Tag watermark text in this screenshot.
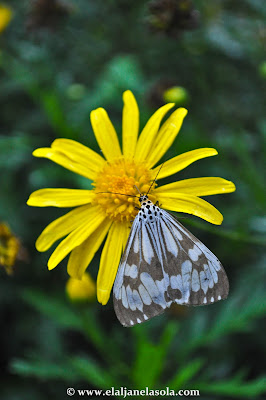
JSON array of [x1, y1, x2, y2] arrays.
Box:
[[66, 387, 200, 397]]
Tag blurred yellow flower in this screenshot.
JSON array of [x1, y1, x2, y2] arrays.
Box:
[[66, 272, 96, 302], [27, 90, 235, 305], [0, 4, 12, 33], [163, 86, 189, 105], [0, 222, 20, 274]]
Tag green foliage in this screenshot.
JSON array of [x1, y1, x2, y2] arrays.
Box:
[[132, 322, 178, 387], [0, 0, 265, 398], [196, 373, 266, 398], [9, 268, 266, 398]]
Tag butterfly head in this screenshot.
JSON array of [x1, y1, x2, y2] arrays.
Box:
[[138, 194, 149, 204]]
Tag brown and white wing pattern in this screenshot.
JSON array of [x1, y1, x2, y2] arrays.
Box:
[[113, 199, 229, 327], [113, 218, 169, 327], [160, 210, 229, 306]]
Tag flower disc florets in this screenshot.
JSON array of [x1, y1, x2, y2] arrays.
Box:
[[93, 159, 156, 222]]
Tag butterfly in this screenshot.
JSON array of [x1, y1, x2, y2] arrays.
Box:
[[113, 194, 229, 327]]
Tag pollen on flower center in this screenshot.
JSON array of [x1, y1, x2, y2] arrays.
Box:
[[93, 159, 156, 222]]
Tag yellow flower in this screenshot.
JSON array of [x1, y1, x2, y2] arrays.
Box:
[[0, 4, 12, 33], [0, 222, 20, 274], [66, 272, 96, 302], [163, 86, 189, 105], [27, 90, 235, 305]]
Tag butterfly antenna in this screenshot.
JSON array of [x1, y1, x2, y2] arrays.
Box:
[[134, 185, 141, 195], [147, 162, 165, 195]]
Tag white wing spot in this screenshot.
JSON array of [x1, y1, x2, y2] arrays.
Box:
[[203, 297, 207, 304], [200, 271, 209, 294], [121, 286, 129, 309], [191, 269, 200, 292], [126, 285, 136, 311], [204, 264, 214, 289], [129, 264, 138, 279], [182, 260, 192, 274], [208, 261, 218, 284], [130, 320, 134, 325], [172, 226, 183, 241], [140, 272, 166, 307], [156, 278, 167, 294], [181, 260, 192, 290], [142, 225, 154, 263], [144, 314, 148, 320], [161, 220, 178, 257], [188, 245, 202, 262], [137, 318, 141, 323], [132, 289, 143, 312], [133, 235, 139, 253], [170, 274, 182, 290], [211, 296, 214, 302], [218, 295, 221, 300], [125, 263, 131, 276], [138, 284, 152, 305]]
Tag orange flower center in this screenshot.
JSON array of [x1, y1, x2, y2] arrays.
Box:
[[93, 159, 156, 222]]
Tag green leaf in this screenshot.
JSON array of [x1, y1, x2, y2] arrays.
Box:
[[166, 358, 204, 390], [10, 358, 79, 381], [22, 289, 83, 330], [79, 308, 119, 363], [38, 90, 76, 138], [22, 290, 117, 365], [132, 322, 178, 388], [205, 287, 266, 342], [196, 374, 266, 397], [71, 356, 115, 388]]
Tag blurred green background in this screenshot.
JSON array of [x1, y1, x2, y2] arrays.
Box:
[[0, 1, 265, 399]]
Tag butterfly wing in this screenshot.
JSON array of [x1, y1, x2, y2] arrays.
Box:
[[159, 210, 229, 306], [113, 208, 229, 327], [113, 218, 169, 327]]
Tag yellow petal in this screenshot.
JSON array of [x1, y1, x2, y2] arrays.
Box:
[[33, 147, 98, 180], [134, 103, 175, 161], [48, 207, 106, 270], [156, 177, 236, 197], [67, 218, 112, 279], [158, 194, 223, 225], [147, 108, 188, 168], [123, 225, 131, 250], [97, 222, 128, 305], [27, 189, 94, 207], [36, 204, 93, 252], [152, 148, 218, 180], [52, 138, 105, 173], [122, 90, 139, 158], [90, 108, 122, 161]]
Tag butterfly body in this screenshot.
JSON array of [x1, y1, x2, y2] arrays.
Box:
[[113, 194, 229, 327], [136, 195, 163, 224]]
